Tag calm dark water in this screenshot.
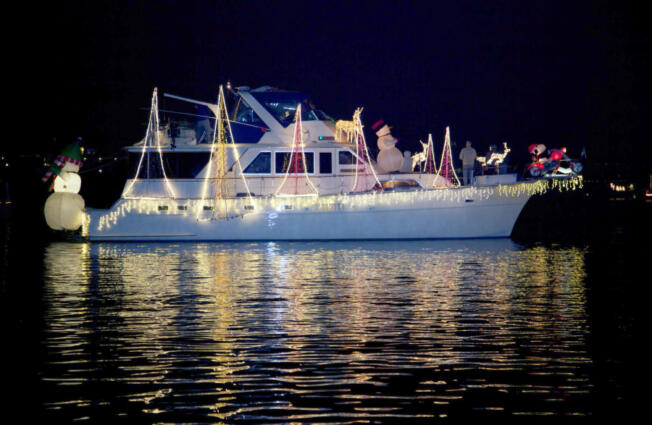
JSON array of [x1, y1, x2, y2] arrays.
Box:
[[2, 201, 648, 422]]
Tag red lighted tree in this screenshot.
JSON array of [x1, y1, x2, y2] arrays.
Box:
[[424, 133, 437, 174], [275, 104, 319, 196], [434, 126, 460, 187]]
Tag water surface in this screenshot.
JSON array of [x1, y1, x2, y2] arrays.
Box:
[[31, 239, 605, 421]]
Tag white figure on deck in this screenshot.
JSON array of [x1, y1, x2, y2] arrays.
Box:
[[43, 140, 86, 231], [373, 120, 403, 173]]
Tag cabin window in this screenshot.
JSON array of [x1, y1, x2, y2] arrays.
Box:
[[129, 152, 210, 179], [275, 152, 314, 174], [338, 150, 355, 165], [163, 152, 211, 178], [244, 152, 271, 174], [319, 152, 332, 174]]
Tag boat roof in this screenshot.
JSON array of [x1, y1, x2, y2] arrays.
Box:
[[146, 85, 338, 148]]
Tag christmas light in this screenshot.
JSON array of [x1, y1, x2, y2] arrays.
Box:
[[335, 119, 356, 144], [197, 85, 232, 220], [477, 142, 511, 166], [194, 86, 254, 220], [424, 133, 437, 173], [350, 108, 381, 192], [274, 104, 320, 196], [434, 126, 460, 187], [124, 88, 177, 199], [96, 176, 583, 232]]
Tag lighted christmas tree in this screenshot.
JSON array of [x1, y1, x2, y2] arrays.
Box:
[[275, 104, 319, 196], [209, 85, 231, 217], [124, 87, 176, 199], [351, 108, 381, 192], [197, 85, 253, 220], [424, 133, 437, 174], [434, 126, 460, 187]]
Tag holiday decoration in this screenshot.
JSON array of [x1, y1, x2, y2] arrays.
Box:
[[476, 142, 511, 168], [351, 108, 381, 192], [53, 171, 82, 193], [44, 192, 85, 230], [373, 120, 403, 173], [43, 140, 86, 231], [412, 134, 438, 173], [527, 144, 582, 177], [423, 133, 437, 174], [196, 85, 253, 219], [96, 176, 583, 232], [42, 139, 84, 191], [123, 88, 176, 199], [275, 104, 319, 196], [433, 126, 460, 187]]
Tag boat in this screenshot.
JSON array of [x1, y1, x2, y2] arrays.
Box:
[[45, 84, 583, 241]]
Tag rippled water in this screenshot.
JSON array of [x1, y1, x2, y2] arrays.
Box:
[[27, 239, 605, 421]]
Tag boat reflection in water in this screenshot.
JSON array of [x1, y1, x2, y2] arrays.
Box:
[[42, 240, 590, 420]]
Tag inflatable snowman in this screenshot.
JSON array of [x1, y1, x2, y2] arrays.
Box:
[[372, 120, 403, 173], [43, 140, 86, 231]]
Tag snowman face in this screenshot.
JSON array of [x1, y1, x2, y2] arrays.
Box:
[[62, 162, 80, 173], [377, 135, 397, 150], [375, 124, 392, 138]]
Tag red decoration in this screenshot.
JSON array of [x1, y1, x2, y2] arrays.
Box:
[[435, 127, 460, 186], [424, 137, 437, 174], [351, 131, 372, 192], [275, 104, 318, 196]]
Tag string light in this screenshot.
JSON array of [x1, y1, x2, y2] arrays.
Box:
[[274, 104, 320, 196], [477, 142, 511, 167], [424, 133, 437, 173], [225, 86, 254, 201], [195, 85, 254, 220], [197, 86, 227, 219], [335, 119, 356, 144], [153, 89, 176, 199], [434, 126, 460, 187], [351, 108, 382, 192], [96, 176, 583, 232], [123, 88, 176, 199]]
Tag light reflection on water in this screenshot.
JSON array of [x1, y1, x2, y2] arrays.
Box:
[[41, 240, 591, 421]]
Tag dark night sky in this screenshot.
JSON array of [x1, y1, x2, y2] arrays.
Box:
[[13, 0, 652, 176]]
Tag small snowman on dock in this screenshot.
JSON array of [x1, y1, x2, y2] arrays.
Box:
[[43, 139, 86, 231]]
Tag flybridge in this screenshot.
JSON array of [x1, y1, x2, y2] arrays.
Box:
[[158, 86, 337, 146]]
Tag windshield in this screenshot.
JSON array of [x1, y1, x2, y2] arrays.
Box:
[[251, 91, 331, 127]]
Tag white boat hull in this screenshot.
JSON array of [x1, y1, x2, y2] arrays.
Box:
[[86, 186, 532, 241]]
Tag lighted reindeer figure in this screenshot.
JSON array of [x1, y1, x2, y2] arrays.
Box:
[[477, 142, 511, 169], [411, 140, 428, 171]]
